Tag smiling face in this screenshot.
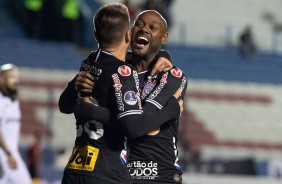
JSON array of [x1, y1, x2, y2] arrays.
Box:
[[131, 10, 168, 59]]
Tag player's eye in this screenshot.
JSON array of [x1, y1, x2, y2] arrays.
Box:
[[134, 21, 144, 28]]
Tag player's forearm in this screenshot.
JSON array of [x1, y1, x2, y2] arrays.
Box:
[[121, 96, 180, 139], [0, 133, 11, 156], [74, 102, 110, 124], [58, 77, 78, 114]]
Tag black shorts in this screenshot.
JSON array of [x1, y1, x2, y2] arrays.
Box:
[[61, 173, 113, 184]]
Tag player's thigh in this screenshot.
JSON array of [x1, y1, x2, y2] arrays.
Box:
[[61, 173, 113, 184]]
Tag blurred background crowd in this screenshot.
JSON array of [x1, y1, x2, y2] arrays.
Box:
[[0, 0, 282, 183]]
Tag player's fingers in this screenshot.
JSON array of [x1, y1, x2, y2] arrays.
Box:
[[178, 99, 183, 113], [8, 157, 17, 169], [157, 63, 166, 73], [173, 88, 182, 99], [79, 88, 92, 93], [78, 71, 94, 81], [151, 57, 173, 75], [77, 82, 93, 92], [80, 97, 93, 103], [161, 58, 173, 71], [77, 73, 94, 86], [163, 66, 171, 72], [81, 77, 94, 87], [151, 60, 163, 76], [75, 76, 94, 92]]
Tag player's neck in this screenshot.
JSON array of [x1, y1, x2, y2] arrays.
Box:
[[132, 54, 156, 72], [102, 45, 128, 62], [0, 87, 18, 101]]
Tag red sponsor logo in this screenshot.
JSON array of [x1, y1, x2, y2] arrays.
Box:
[[171, 68, 182, 78], [118, 65, 131, 76]]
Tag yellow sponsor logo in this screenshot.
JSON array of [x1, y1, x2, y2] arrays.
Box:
[[66, 145, 99, 171]]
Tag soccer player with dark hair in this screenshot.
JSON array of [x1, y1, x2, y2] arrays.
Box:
[[126, 10, 187, 184]]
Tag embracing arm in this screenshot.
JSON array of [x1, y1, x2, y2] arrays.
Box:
[[58, 71, 95, 114], [151, 50, 173, 75], [120, 91, 181, 139], [121, 97, 180, 139], [58, 76, 78, 114], [74, 100, 110, 124]]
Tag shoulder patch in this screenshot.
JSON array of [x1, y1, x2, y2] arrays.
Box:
[[118, 65, 131, 76], [124, 91, 137, 105], [170, 68, 182, 78]]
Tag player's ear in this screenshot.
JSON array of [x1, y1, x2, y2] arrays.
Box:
[[125, 29, 131, 44], [93, 28, 98, 41], [161, 32, 168, 44]]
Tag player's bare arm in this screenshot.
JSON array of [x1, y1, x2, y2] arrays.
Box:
[[0, 132, 17, 169]]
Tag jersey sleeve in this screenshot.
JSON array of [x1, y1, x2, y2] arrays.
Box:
[[74, 102, 110, 124], [157, 49, 172, 64], [58, 76, 78, 114], [111, 65, 181, 139], [58, 52, 94, 114], [111, 65, 143, 118], [144, 67, 188, 111]]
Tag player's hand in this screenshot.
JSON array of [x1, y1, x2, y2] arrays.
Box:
[[173, 88, 182, 100], [151, 57, 173, 76], [7, 155, 17, 169], [75, 71, 94, 93], [173, 88, 184, 116], [178, 99, 183, 116], [77, 97, 99, 106]]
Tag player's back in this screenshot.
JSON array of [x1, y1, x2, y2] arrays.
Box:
[[64, 49, 137, 184]]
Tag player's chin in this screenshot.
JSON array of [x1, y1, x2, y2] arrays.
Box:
[[132, 45, 150, 56]]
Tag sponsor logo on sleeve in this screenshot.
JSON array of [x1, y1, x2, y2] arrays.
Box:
[[178, 76, 187, 95], [112, 73, 124, 111], [124, 91, 137, 105], [171, 68, 182, 78], [127, 161, 159, 180], [66, 145, 99, 171], [118, 65, 131, 76], [133, 71, 142, 109], [149, 72, 168, 100]]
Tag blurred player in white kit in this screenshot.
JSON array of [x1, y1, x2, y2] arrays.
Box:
[[0, 63, 32, 184]]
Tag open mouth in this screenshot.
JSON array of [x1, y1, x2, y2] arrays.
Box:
[[136, 36, 149, 46]]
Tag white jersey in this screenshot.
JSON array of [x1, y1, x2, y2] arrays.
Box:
[[0, 92, 21, 152], [0, 92, 31, 184]]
